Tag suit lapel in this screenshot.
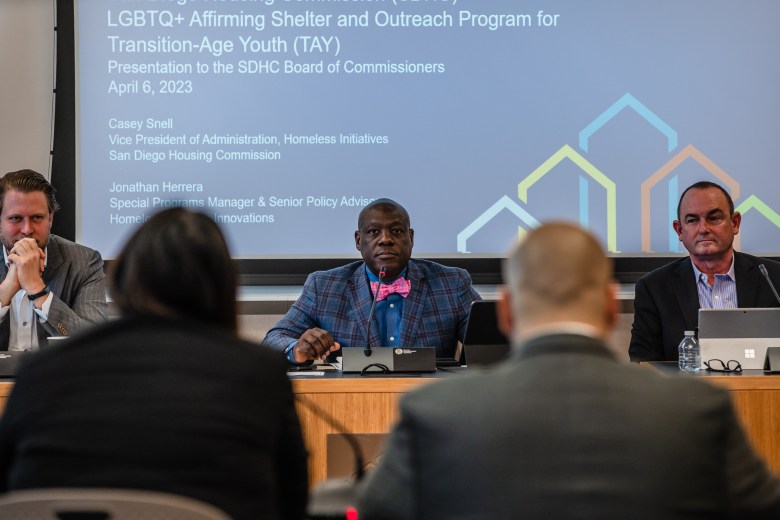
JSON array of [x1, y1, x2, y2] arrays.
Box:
[[37, 237, 66, 340], [42, 236, 65, 295], [400, 260, 424, 347], [674, 258, 700, 332], [0, 257, 7, 349], [734, 252, 761, 307]]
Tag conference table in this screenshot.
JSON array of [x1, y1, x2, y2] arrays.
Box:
[[291, 363, 780, 487], [643, 362, 780, 475], [1, 363, 779, 488], [290, 369, 450, 486], [0, 370, 447, 487], [0, 381, 10, 414]]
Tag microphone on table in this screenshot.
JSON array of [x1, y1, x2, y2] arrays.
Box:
[[364, 266, 386, 357], [342, 266, 434, 374], [758, 264, 780, 373], [296, 395, 366, 520], [759, 264, 780, 305]]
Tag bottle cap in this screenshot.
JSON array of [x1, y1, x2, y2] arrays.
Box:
[[684, 330, 695, 336]]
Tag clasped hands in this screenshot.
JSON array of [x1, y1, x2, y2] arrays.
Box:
[[0, 238, 46, 307]]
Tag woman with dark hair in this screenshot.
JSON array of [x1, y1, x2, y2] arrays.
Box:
[[109, 206, 238, 330], [0, 208, 308, 520]]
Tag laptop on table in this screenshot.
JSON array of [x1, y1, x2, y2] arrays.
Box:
[[698, 308, 780, 370], [461, 301, 511, 367], [0, 351, 27, 377]]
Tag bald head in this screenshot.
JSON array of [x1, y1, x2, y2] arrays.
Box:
[[357, 198, 410, 229], [500, 222, 616, 341]]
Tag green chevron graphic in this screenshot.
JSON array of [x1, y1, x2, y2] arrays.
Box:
[[735, 195, 780, 228], [518, 144, 618, 252]]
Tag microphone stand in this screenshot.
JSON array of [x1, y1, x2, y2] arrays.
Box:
[[758, 264, 780, 372], [364, 266, 386, 357], [297, 395, 366, 520], [759, 264, 780, 305]]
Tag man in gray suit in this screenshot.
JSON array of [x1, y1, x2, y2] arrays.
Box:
[[0, 169, 106, 349], [358, 222, 780, 519]]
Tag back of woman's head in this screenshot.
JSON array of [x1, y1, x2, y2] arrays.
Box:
[[109, 208, 237, 332]]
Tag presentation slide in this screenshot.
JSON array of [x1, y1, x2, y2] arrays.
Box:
[[76, 0, 780, 258]]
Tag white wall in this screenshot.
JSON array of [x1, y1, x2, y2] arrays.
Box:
[[0, 0, 55, 177]]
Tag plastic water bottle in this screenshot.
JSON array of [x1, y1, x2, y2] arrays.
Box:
[[678, 330, 701, 371]]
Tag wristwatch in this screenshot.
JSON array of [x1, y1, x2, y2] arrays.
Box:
[[27, 285, 50, 301]]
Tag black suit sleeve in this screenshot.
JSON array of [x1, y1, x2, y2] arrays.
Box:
[[271, 360, 308, 520], [0, 411, 11, 492]]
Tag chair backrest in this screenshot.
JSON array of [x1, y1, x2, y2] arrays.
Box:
[[0, 488, 232, 520]]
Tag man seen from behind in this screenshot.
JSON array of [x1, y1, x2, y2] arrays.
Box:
[[358, 221, 780, 519]]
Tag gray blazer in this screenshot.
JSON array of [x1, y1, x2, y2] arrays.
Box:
[[0, 235, 107, 349], [358, 334, 780, 519]]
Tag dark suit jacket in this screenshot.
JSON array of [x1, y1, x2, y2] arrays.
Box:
[[357, 334, 780, 520], [629, 252, 780, 361], [0, 235, 107, 349], [0, 315, 308, 520], [263, 259, 481, 359]]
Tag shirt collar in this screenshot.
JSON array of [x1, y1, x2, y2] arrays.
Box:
[[518, 321, 603, 344], [691, 254, 735, 284], [365, 264, 408, 283]]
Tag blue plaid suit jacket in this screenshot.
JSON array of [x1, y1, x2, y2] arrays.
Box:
[[263, 259, 481, 359]]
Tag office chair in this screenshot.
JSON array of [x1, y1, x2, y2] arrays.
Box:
[[0, 488, 232, 520]]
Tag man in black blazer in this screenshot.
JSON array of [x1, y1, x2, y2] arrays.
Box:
[[357, 222, 780, 519], [629, 181, 780, 361]]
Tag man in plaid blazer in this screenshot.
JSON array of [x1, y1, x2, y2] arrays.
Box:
[[263, 199, 481, 363]]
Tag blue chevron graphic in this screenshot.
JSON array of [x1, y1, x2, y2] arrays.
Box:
[[456, 195, 540, 253], [579, 93, 678, 153]]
